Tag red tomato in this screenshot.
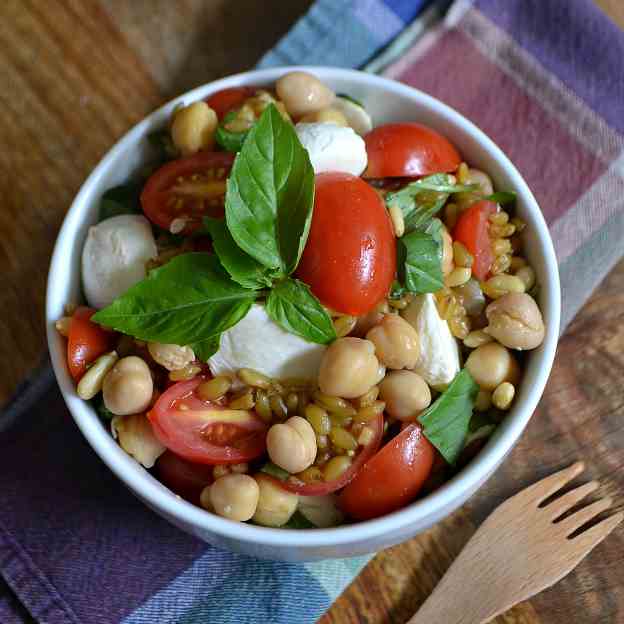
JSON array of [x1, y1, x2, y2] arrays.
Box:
[[338, 423, 435, 521], [205, 86, 257, 119], [67, 307, 113, 381], [148, 378, 268, 465], [140, 152, 235, 233], [296, 172, 396, 316], [264, 413, 384, 497], [452, 200, 497, 281], [363, 123, 461, 178], [156, 451, 214, 504]]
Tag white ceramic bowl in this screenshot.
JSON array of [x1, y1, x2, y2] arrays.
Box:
[[46, 67, 560, 561]]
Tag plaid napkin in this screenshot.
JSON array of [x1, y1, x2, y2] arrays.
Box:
[[2, 1, 623, 622]]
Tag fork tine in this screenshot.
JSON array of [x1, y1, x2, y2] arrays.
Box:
[[518, 461, 585, 505], [558, 498, 614, 536], [569, 512, 623, 554], [546, 481, 600, 521]]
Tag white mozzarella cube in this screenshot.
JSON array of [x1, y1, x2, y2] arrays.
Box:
[[82, 214, 157, 309], [402, 293, 461, 390], [209, 304, 326, 384], [295, 122, 367, 176]]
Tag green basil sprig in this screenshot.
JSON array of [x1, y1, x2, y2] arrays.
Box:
[[418, 369, 479, 465], [398, 218, 444, 294], [225, 104, 315, 276], [266, 279, 337, 345], [385, 173, 476, 234], [94, 105, 333, 356], [92, 253, 256, 360]]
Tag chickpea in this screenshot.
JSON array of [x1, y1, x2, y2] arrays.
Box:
[[300, 108, 348, 126], [252, 474, 298, 527], [171, 101, 218, 155], [441, 226, 454, 276], [266, 416, 317, 474], [379, 371, 431, 421], [353, 300, 389, 337], [275, 71, 335, 117], [209, 474, 259, 522], [147, 342, 195, 371], [465, 342, 520, 390], [318, 338, 382, 398], [366, 314, 420, 370], [103, 356, 153, 416], [485, 292, 545, 350], [111, 413, 165, 468]]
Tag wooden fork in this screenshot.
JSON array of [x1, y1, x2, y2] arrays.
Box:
[[408, 462, 622, 623]]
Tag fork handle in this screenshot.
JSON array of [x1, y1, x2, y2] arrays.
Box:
[[406, 569, 494, 624]]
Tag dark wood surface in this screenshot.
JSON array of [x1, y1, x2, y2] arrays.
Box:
[[1, 2, 622, 623]]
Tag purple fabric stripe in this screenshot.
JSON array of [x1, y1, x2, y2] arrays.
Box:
[[0, 389, 207, 624], [0, 526, 78, 624], [476, 0, 624, 135]]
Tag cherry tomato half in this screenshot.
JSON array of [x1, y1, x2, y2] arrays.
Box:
[[141, 152, 235, 233], [156, 451, 214, 504], [148, 378, 268, 465], [67, 307, 113, 381], [296, 172, 396, 316], [363, 123, 461, 178], [264, 413, 384, 497], [205, 86, 257, 119], [452, 200, 497, 281], [338, 423, 434, 521]]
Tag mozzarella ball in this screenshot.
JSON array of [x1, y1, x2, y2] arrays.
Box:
[[82, 215, 157, 309], [295, 123, 368, 176]]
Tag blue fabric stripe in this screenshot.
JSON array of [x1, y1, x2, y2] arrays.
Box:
[[258, 0, 431, 69], [123, 549, 330, 624]]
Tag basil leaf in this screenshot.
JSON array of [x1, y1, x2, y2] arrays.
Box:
[[92, 253, 256, 347], [203, 217, 272, 290], [265, 278, 336, 345], [418, 369, 479, 465], [225, 104, 315, 275], [215, 111, 251, 153], [386, 174, 478, 234], [400, 229, 444, 294], [389, 280, 406, 300], [483, 191, 517, 205], [260, 462, 290, 481], [192, 333, 222, 363], [99, 182, 142, 222]]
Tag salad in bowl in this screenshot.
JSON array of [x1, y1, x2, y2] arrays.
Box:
[[54, 70, 547, 532]]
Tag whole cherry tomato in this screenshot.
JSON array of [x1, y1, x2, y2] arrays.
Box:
[[296, 172, 396, 316], [338, 423, 435, 521], [363, 123, 461, 178]]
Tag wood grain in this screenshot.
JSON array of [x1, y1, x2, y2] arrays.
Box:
[[0, 0, 312, 408], [0, 2, 622, 623]]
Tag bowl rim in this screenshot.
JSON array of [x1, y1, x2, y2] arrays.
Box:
[[46, 66, 561, 549]]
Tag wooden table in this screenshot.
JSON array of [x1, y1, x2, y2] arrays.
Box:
[[1, 1, 622, 622]]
